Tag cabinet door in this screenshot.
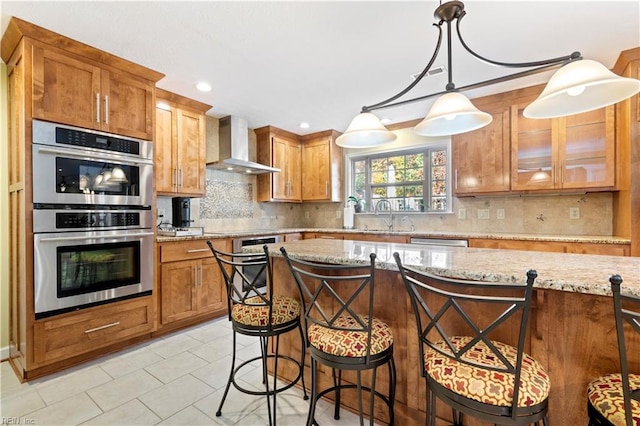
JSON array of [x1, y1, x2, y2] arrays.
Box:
[[511, 103, 558, 190], [155, 107, 176, 194], [559, 106, 615, 189], [287, 141, 302, 201], [32, 46, 101, 130], [197, 257, 226, 314], [453, 107, 510, 195], [161, 260, 198, 324], [176, 109, 205, 196], [272, 137, 289, 200], [102, 70, 155, 140], [302, 139, 331, 200]]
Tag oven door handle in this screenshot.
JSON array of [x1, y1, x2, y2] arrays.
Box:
[[39, 231, 154, 242], [36, 146, 153, 166]]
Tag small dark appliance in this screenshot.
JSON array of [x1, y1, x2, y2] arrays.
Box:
[[172, 197, 192, 228]]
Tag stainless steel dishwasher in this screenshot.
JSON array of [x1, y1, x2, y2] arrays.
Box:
[[410, 237, 468, 247]]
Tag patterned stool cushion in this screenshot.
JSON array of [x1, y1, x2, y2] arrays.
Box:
[[231, 295, 300, 327], [307, 315, 393, 358], [587, 373, 640, 426], [425, 336, 550, 408]]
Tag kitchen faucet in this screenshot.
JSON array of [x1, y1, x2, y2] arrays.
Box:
[[401, 215, 415, 232], [375, 199, 394, 231]]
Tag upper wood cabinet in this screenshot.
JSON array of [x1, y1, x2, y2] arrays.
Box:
[[256, 126, 302, 202], [301, 130, 343, 202], [31, 43, 157, 140], [453, 104, 510, 195], [155, 89, 211, 197], [511, 103, 615, 191]]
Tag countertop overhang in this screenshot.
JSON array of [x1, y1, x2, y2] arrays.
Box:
[[246, 238, 640, 298]]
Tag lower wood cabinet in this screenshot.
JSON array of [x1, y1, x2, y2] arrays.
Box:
[[469, 238, 630, 256], [158, 239, 229, 327], [33, 296, 154, 365]]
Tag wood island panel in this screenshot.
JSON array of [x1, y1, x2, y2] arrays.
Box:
[[262, 239, 640, 425]]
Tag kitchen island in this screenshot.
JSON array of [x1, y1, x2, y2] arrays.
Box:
[[250, 238, 640, 425]]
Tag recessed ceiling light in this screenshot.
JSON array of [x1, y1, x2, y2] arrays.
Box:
[[195, 82, 212, 92], [299, 122, 310, 129]]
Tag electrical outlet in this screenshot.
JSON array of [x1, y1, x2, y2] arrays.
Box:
[[157, 208, 165, 218], [304, 211, 310, 220], [477, 209, 490, 220], [496, 208, 505, 220], [336, 210, 342, 219], [458, 208, 466, 220], [570, 207, 580, 219]]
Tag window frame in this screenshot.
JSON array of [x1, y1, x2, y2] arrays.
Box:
[[345, 142, 452, 214]]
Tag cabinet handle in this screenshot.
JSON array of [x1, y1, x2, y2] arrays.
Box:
[[96, 93, 100, 123], [561, 160, 565, 184], [325, 181, 329, 197], [193, 265, 197, 288], [172, 168, 177, 189], [179, 169, 183, 188], [104, 95, 109, 124], [454, 169, 458, 190], [85, 321, 120, 334], [199, 265, 203, 288], [552, 161, 557, 185], [187, 248, 209, 253]]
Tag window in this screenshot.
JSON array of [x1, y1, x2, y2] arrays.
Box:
[[350, 144, 450, 213]]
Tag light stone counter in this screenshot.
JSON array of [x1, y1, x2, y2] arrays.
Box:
[[250, 238, 640, 297]]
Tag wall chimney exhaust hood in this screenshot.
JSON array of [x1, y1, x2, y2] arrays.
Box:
[[207, 116, 280, 174]]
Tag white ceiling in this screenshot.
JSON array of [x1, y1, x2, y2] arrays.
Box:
[[1, 1, 639, 135]]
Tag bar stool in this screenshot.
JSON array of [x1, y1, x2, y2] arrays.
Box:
[[587, 275, 640, 426], [207, 242, 307, 426], [280, 248, 396, 426], [394, 252, 549, 426]]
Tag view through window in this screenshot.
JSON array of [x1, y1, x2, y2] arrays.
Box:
[[350, 145, 450, 213]]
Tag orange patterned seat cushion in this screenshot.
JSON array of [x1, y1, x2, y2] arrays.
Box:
[[307, 315, 393, 358], [587, 373, 640, 426], [231, 295, 300, 327], [425, 336, 550, 408]]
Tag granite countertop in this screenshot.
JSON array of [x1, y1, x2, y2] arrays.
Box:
[[246, 238, 640, 297], [156, 227, 631, 245]]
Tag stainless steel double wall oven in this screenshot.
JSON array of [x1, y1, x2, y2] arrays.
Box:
[[32, 120, 154, 318]]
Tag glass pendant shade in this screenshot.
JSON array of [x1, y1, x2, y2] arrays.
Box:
[[524, 59, 640, 118], [335, 112, 397, 148], [109, 166, 129, 183], [414, 92, 493, 137]]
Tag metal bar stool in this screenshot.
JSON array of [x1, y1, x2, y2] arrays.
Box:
[[587, 275, 640, 426], [207, 242, 307, 426], [281, 248, 396, 426], [394, 252, 549, 426]]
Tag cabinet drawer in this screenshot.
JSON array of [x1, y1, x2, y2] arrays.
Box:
[[34, 296, 154, 365], [160, 240, 214, 262]]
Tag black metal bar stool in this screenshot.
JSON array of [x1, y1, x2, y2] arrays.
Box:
[[281, 248, 396, 426], [394, 252, 549, 426], [587, 275, 640, 426], [207, 242, 307, 426]]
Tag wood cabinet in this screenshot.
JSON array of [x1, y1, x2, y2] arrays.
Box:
[[256, 126, 302, 202], [283, 232, 303, 242], [469, 238, 630, 256], [2, 17, 164, 380], [155, 89, 211, 197], [301, 130, 343, 202], [511, 103, 615, 191], [453, 104, 510, 195], [158, 239, 229, 327], [33, 296, 154, 365], [31, 42, 157, 140]]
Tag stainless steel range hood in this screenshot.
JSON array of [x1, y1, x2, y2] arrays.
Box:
[[207, 116, 280, 174]]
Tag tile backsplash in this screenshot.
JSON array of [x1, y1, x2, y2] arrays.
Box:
[[158, 168, 614, 236]]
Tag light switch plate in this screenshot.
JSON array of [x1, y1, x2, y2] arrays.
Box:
[[458, 208, 466, 220], [478, 209, 490, 220], [304, 211, 310, 219], [496, 208, 505, 220]]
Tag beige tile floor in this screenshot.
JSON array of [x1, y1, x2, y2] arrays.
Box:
[[0, 317, 381, 426]]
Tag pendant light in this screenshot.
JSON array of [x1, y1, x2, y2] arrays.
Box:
[[524, 59, 640, 118], [337, 0, 640, 148]]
